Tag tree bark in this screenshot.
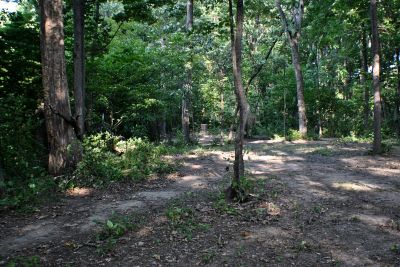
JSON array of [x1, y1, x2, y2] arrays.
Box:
[[370, 0, 382, 154], [73, 0, 86, 139], [229, 0, 249, 191], [276, 0, 307, 137], [289, 39, 307, 137], [40, 0, 80, 175], [395, 48, 400, 138], [182, 0, 193, 143], [360, 28, 369, 132]]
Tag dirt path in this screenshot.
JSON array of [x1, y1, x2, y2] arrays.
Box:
[[1, 139, 400, 266]]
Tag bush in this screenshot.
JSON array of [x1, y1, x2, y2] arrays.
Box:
[[71, 133, 176, 187], [287, 129, 303, 141], [0, 176, 56, 211]]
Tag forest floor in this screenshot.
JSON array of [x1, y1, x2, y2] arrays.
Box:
[[1, 138, 400, 266]]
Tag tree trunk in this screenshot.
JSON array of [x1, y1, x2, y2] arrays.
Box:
[[220, 91, 225, 145], [370, 0, 382, 154], [40, 0, 80, 175], [182, 0, 193, 143], [73, 0, 85, 139], [229, 0, 249, 194], [160, 37, 167, 140], [395, 48, 400, 138], [360, 28, 369, 132], [315, 47, 322, 137], [289, 39, 307, 137], [276, 0, 307, 138]]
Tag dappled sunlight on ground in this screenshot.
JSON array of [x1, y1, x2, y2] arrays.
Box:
[[2, 138, 400, 266], [66, 187, 93, 197], [332, 182, 377, 192]]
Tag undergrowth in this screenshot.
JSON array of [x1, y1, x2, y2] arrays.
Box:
[[165, 205, 210, 240], [1, 132, 186, 212], [95, 212, 140, 254], [62, 132, 181, 188]]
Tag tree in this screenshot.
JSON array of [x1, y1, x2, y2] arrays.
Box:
[[370, 0, 382, 154], [73, 0, 86, 139], [228, 0, 249, 199], [40, 0, 80, 175], [182, 0, 193, 143], [275, 0, 307, 137], [360, 27, 369, 131]]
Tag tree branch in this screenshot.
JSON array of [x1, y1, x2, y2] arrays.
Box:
[[275, 0, 293, 39], [245, 33, 282, 94]]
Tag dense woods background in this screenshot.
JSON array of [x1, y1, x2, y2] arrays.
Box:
[[0, 0, 399, 209]]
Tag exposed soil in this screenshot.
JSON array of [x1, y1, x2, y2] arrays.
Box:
[[1, 139, 400, 266]]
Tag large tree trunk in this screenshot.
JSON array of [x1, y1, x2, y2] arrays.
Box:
[[276, 0, 307, 138], [229, 0, 249, 195], [360, 28, 369, 132], [40, 0, 80, 175], [73, 0, 86, 139], [182, 0, 193, 143], [370, 0, 382, 154]]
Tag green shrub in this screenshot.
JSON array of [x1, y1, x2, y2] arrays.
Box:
[[71, 134, 176, 187], [287, 129, 303, 141], [73, 150, 123, 187], [0, 176, 55, 211]]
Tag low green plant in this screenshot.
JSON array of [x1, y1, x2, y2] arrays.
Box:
[[230, 175, 255, 203], [95, 212, 138, 254], [166, 205, 210, 240], [213, 191, 238, 215], [6, 255, 40, 267], [312, 204, 325, 214], [296, 240, 312, 252], [338, 132, 373, 144], [390, 244, 400, 254], [201, 250, 216, 264]]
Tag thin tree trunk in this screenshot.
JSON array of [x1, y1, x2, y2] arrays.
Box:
[[316, 47, 322, 137], [395, 48, 400, 138], [40, 0, 80, 175], [160, 37, 167, 140], [229, 0, 249, 193], [219, 69, 225, 146], [73, 0, 85, 139], [276, 0, 307, 138], [289, 39, 307, 137], [360, 28, 369, 132], [370, 0, 382, 154], [182, 0, 193, 143]]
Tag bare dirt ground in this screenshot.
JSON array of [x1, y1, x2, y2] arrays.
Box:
[[1, 138, 400, 266]]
